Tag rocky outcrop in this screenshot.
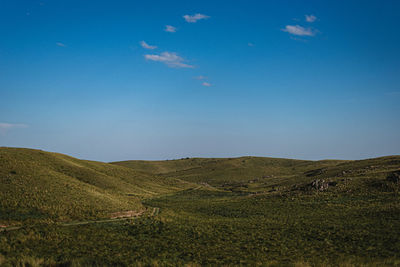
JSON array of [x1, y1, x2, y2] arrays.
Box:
[[310, 179, 330, 191]]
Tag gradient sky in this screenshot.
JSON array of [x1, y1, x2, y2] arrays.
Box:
[[1, 0, 399, 161]]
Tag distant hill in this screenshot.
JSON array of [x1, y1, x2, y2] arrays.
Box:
[[112, 156, 348, 186], [0, 147, 191, 225], [113, 155, 400, 193]]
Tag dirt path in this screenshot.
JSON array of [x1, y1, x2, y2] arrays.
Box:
[[0, 226, 21, 232], [60, 216, 141, 227], [0, 207, 160, 232]]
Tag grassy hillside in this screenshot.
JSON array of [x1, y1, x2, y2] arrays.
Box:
[[113, 157, 347, 190], [113, 156, 400, 192], [1, 148, 400, 266], [0, 147, 191, 225]]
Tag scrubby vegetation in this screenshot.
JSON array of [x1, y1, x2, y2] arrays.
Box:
[[1, 147, 400, 266]]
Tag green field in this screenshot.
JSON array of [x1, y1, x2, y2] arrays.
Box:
[[1, 147, 400, 266]]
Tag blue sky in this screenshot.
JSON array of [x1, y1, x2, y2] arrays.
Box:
[[1, 0, 399, 161]]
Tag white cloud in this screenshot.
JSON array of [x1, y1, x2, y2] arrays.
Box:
[[305, 14, 317, 23], [183, 13, 210, 23], [0, 123, 28, 134], [144, 52, 194, 68], [165, 25, 177, 33], [140, 41, 157, 50], [282, 25, 315, 36], [56, 42, 66, 47], [202, 82, 211, 87], [194, 75, 207, 80]]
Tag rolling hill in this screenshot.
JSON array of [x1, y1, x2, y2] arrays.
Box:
[[1, 147, 399, 266], [0, 147, 192, 225]]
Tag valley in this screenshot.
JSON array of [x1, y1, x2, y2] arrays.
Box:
[[0, 147, 399, 266]]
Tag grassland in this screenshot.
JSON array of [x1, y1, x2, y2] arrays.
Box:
[[0, 147, 192, 225], [1, 147, 400, 266]]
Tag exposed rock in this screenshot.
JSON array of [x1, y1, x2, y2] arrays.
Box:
[[310, 179, 329, 191], [248, 178, 259, 183], [199, 182, 212, 187], [387, 171, 400, 184], [110, 210, 144, 219], [262, 175, 273, 178]]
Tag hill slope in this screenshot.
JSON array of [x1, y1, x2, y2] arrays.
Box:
[[0, 147, 192, 225]]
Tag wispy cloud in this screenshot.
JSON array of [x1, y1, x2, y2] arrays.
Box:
[[248, 42, 254, 47], [0, 123, 28, 134], [144, 52, 194, 68], [282, 25, 315, 36], [56, 42, 66, 47], [305, 14, 317, 23], [140, 41, 157, 50], [165, 25, 177, 32], [194, 76, 211, 86], [183, 13, 210, 23]]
